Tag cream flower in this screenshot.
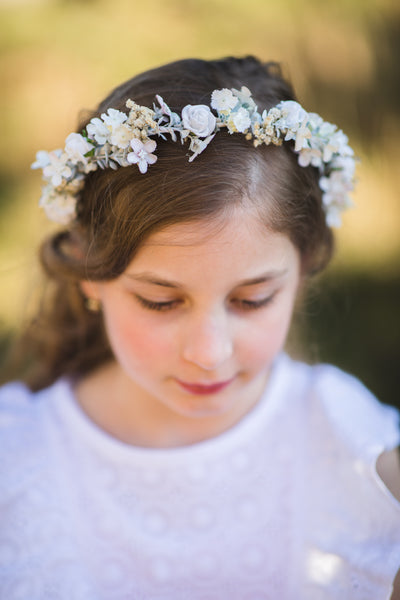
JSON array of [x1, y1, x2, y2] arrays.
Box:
[[181, 104, 216, 137], [127, 139, 157, 173], [109, 124, 132, 149]]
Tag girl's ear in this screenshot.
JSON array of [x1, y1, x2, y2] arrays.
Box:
[[80, 280, 102, 312], [80, 280, 101, 302]]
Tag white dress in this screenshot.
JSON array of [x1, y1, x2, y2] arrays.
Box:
[[0, 354, 399, 600]]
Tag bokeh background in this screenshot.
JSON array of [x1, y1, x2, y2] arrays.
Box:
[[0, 0, 399, 407]]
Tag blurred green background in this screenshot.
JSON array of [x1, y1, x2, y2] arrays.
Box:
[[0, 0, 399, 407]]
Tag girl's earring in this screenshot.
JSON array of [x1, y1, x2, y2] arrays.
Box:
[[85, 297, 101, 312]]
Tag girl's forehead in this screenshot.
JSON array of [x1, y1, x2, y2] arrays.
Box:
[[125, 211, 299, 278], [140, 210, 275, 250]]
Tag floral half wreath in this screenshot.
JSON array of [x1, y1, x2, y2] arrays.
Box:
[[32, 87, 357, 227]]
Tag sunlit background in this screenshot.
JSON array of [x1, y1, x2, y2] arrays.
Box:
[[0, 0, 399, 406]]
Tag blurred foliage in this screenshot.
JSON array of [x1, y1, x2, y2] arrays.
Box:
[[0, 0, 399, 405]]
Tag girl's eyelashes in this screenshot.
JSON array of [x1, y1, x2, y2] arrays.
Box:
[[231, 293, 276, 311], [134, 292, 277, 312], [134, 295, 181, 312]]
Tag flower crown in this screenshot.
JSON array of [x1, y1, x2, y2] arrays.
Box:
[[32, 87, 356, 227]]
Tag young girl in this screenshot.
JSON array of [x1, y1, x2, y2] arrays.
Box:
[[1, 56, 399, 599]]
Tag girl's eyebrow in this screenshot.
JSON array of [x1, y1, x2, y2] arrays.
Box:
[[124, 269, 288, 289]]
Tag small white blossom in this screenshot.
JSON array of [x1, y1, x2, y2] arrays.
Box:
[[155, 95, 172, 116], [331, 155, 356, 179], [294, 118, 312, 152], [228, 107, 251, 133], [101, 108, 128, 129], [277, 101, 307, 132], [298, 148, 323, 168], [307, 112, 324, 130], [42, 150, 72, 187], [233, 86, 257, 112], [31, 150, 51, 170], [64, 133, 93, 164], [86, 118, 110, 145], [127, 139, 157, 173], [211, 89, 238, 112], [322, 130, 351, 162], [181, 104, 216, 137], [39, 186, 77, 224], [325, 204, 343, 228]]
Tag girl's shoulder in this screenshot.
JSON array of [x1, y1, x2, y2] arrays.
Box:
[[0, 379, 65, 463], [0, 380, 51, 427]]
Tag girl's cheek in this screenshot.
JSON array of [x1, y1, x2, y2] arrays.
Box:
[[105, 306, 173, 360]]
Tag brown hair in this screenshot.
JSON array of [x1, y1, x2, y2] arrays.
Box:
[[11, 56, 334, 390]]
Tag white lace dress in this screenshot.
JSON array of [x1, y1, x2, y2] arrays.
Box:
[[1, 354, 399, 599]]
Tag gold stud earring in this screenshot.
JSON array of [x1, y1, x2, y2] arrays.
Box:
[[85, 297, 101, 312]]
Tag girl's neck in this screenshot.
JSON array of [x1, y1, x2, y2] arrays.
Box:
[[73, 362, 270, 449]]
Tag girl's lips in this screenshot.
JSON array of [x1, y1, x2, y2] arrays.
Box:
[[175, 377, 235, 395]]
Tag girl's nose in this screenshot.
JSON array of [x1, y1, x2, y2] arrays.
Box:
[[181, 312, 233, 371]]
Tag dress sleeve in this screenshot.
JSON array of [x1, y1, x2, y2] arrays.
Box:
[[312, 364, 400, 461]]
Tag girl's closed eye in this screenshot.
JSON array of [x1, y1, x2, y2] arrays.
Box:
[[134, 292, 278, 313], [231, 292, 277, 311], [134, 295, 183, 312]]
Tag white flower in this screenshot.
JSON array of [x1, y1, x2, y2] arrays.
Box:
[[155, 95, 172, 116], [324, 204, 343, 228], [101, 108, 128, 129], [109, 123, 132, 149], [294, 118, 312, 152], [127, 139, 157, 173], [232, 86, 257, 112], [321, 130, 351, 162], [211, 89, 238, 112], [64, 133, 93, 163], [331, 155, 356, 179], [228, 107, 251, 133], [181, 104, 216, 137], [42, 150, 72, 187], [31, 150, 51, 170], [307, 112, 324, 130], [86, 118, 110, 145], [298, 147, 323, 168], [277, 101, 307, 131], [39, 186, 77, 224]]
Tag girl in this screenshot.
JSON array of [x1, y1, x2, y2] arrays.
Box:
[[1, 56, 399, 599]]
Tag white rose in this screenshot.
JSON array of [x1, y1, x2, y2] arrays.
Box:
[[181, 104, 216, 137]]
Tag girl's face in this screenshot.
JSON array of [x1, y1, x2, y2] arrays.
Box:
[[83, 209, 301, 423]]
